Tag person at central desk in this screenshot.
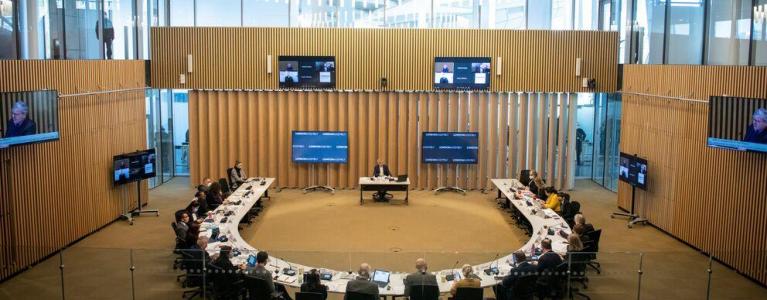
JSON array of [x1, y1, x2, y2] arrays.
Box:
[[345, 263, 379, 300], [372, 158, 391, 202], [404, 258, 438, 296]]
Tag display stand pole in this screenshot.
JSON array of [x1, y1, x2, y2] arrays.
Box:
[[611, 185, 647, 228], [127, 179, 159, 223], [303, 164, 334, 194], [434, 165, 466, 195]]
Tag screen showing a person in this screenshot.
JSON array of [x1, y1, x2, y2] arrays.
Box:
[[422, 132, 479, 164], [278, 56, 336, 89], [292, 131, 348, 163], [434, 57, 491, 90], [618, 152, 648, 190], [113, 149, 157, 185], [708, 96, 767, 153], [0, 90, 60, 148]]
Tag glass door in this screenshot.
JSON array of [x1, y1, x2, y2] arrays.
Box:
[[0, 0, 18, 59]]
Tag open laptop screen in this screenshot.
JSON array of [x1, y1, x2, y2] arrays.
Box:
[[372, 269, 390, 284]]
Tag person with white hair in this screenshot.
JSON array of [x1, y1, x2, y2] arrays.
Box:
[[743, 108, 767, 144], [4, 101, 37, 137], [449, 264, 481, 296]]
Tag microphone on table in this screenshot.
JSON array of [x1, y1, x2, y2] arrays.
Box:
[[445, 260, 460, 281], [283, 262, 297, 276], [484, 253, 500, 275]]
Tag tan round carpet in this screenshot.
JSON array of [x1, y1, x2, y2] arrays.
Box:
[[239, 189, 527, 273]]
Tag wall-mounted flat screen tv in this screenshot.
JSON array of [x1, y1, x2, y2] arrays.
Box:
[[279, 56, 336, 89], [114, 149, 157, 186], [0, 90, 60, 149], [433, 57, 491, 90], [291, 131, 348, 163], [707, 96, 767, 153], [422, 132, 479, 164]]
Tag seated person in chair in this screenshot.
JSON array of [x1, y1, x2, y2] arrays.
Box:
[[345, 263, 379, 299], [537, 239, 563, 273], [229, 160, 247, 189], [206, 182, 224, 210], [301, 269, 328, 300], [212, 246, 245, 273], [372, 158, 392, 201], [500, 251, 538, 299], [404, 258, 438, 296], [250, 251, 292, 300], [450, 264, 480, 296], [541, 187, 561, 213], [574, 214, 595, 234]]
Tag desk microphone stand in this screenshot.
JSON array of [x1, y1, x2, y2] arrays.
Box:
[[611, 185, 647, 228], [303, 164, 334, 194]]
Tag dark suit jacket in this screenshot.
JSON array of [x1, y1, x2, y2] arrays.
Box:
[[345, 277, 379, 299], [372, 164, 391, 177], [502, 262, 537, 286], [537, 252, 563, 272], [403, 271, 438, 296], [4, 118, 36, 137], [743, 126, 767, 144]]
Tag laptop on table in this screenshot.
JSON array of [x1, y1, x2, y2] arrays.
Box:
[[371, 269, 391, 288]]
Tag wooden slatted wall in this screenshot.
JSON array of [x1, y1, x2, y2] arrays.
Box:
[[151, 27, 618, 92], [621, 65, 767, 286], [189, 90, 578, 191], [0, 60, 147, 281]]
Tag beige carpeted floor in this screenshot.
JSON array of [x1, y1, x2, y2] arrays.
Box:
[[0, 177, 765, 300]]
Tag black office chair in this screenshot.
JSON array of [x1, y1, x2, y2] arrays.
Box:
[[179, 249, 207, 299], [536, 263, 568, 300], [171, 223, 186, 272], [242, 275, 273, 300], [519, 169, 532, 186], [583, 229, 602, 274], [408, 285, 440, 300], [454, 287, 483, 300], [344, 291, 378, 300], [506, 274, 538, 300], [296, 291, 325, 300], [566, 252, 591, 300], [219, 178, 232, 196], [563, 201, 581, 226], [208, 264, 244, 299], [226, 167, 237, 190]]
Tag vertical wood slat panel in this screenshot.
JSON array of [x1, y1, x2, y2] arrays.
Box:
[[188, 90, 591, 196], [546, 95, 557, 184], [487, 94, 499, 189], [565, 93, 577, 190], [447, 93, 459, 187], [151, 28, 619, 93], [536, 94, 548, 175], [0, 60, 146, 281], [556, 94, 568, 190], [497, 95, 509, 179], [507, 93, 518, 182], [518, 93, 529, 171], [622, 65, 767, 286]]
